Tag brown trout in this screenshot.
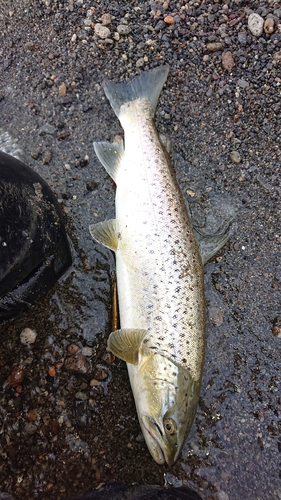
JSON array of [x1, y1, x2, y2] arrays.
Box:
[[90, 66, 226, 465]]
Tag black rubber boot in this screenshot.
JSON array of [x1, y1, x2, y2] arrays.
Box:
[[0, 151, 72, 321]]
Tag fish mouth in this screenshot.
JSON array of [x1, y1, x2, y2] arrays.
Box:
[[142, 415, 176, 466]]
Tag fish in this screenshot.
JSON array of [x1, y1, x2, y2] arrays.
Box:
[[89, 66, 228, 465]]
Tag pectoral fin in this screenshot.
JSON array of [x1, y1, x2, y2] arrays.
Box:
[[89, 219, 119, 251], [107, 328, 147, 364], [93, 141, 124, 182]]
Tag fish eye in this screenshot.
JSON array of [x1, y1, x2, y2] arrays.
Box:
[[164, 418, 176, 435]]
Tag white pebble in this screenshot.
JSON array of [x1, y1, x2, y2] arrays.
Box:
[[94, 23, 110, 39], [248, 13, 264, 37], [20, 327, 37, 345], [82, 346, 93, 357]]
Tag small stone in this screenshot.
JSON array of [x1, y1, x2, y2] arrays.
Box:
[[82, 346, 93, 357], [28, 409, 39, 422], [164, 15, 175, 25], [67, 343, 81, 355], [30, 148, 41, 159], [42, 149, 52, 165], [272, 325, 281, 337], [48, 419, 61, 435], [117, 24, 131, 35], [209, 306, 224, 326], [186, 189, 195, 197], [222, 51, 235, 71], [101, 13, 111, 26], [136, 57, 144, 68], [75, 391, 88, 400], [273, 51, 281, 65], [86, 180, 99, 191], [64, 353, 90, 374], [58, 83, 67, 97], [7, 366, 24, 387], [248, 13, 264, 37], [264, 17, 275, 34], [237, 31, 247, 45], [20, 327, 37, 345], [24, 423, 38, 435], [94, 364, 108, 381], [206, 42, 223, 51], [237, 79, 249, 89], [230, 151, 241, 164], [102, 351, 115, 364], [90, 378, 101, 387], [94, 23, 110, 39]]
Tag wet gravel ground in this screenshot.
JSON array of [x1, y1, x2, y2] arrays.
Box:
[[0, 1, 280, 499]]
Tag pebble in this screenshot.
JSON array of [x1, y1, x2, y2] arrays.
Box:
[[136, 57, 144, 68], [237, 79, 249, 88], [20, 327, 37, 345], [24, 423, 38, 435], [94, 24, 110, 39], [101, 13, 111, 26], [222, 51, 235, 71], [67, 343, 81, 355], [93, 364, 109, 381], [264, 18, 275, 34], [90, 378, 101, 387], [82, 346, 93, 357], [117, 24, 131, 35], [42, 149, 52, 165], [206, 42, 223, 52], [30, 148, 41, 159], [209, 306, 224, 326], [58, 83, 67, 97], [64, 353, 90, 374], [164, 15, 175, 25], [48, 419, 61, 435], [237, 31, 247, 45], [75, 391, 88, 400], [272, 51, 281, 65], [7, 366, 24, 387], [248, 13, 264, 37], [230, 151, 241, 164]]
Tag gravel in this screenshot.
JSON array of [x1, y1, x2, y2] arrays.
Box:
[[0, 1, 280, 500]]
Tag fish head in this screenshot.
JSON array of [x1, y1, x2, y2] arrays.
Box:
[[129, 353, 201, 465]]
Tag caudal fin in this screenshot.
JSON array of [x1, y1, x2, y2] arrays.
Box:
[[103, 65, 170, 118]]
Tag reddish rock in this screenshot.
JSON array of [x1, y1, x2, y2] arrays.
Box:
[[7, 366, 24, 387], [64, 353, 90, 374], [222, 51, 235, 71]]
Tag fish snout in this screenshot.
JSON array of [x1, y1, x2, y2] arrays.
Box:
[[142, 415, 178, 465]]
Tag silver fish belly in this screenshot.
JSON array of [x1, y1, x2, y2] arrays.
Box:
[[90, 66, 206, 465]]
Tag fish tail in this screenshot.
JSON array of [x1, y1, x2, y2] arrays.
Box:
[[103, 65, 170, 118]]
